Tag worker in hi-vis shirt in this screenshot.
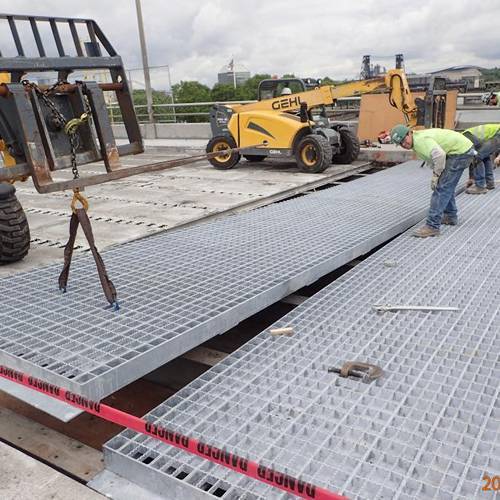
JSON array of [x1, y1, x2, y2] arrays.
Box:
[[462, 123, 500, 194], [391, 125, 475, 238]]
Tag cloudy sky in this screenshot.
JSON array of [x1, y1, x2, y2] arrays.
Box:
[[0, 1, 499, 91]]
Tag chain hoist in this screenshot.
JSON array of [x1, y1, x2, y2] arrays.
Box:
[[22, 80, 91, 181], [22, 80, 119, 310]]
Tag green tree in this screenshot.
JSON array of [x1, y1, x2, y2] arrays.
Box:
[[321, 76, 341, 86], [132, 89, 171, 106], [482, 67, 500, 81], [239, 74, 272, 100], [131, 89, 175, 122], [171, 81, 211, 123], [211, 74, 272, 102], [172, 81, 211, 102], [211, 83, 237, 102]]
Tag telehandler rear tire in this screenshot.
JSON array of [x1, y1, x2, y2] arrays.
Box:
[[0, 184, 30, 264], [295, 134, 332, 173], [206, 136, 241, 170], [332, 128, 360, 164]]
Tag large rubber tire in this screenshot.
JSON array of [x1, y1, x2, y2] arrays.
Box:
[[0, 184, 30, 264], [206, 136, 241, 170], [332, 128, 360, 164], [243, 154, 266, 162], [295, 134, 332, 173]]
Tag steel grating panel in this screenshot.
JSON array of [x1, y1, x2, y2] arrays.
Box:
[[0, 162, 451, 410], [100, 184, 500, 500]]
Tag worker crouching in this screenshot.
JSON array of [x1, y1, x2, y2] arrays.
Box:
[[391, 125, 475, 238], [462, 124, 500, 193]]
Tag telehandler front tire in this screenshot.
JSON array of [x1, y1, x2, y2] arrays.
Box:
[[0, 184, 30, 264], [206, 136, 241, 170], [332, 128, 360, 164], [295, 134, 332, 173]]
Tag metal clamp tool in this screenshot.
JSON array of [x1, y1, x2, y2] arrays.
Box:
[[329, 361, 383, 383]]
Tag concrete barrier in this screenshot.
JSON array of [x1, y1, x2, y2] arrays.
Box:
[[113, 123, 211, 140], [112, 121, 359, 140], [455, 109, 500, 130], [358, 145, 416, 164]]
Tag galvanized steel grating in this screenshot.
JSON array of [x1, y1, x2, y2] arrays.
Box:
[[1, 162, 443, 404], [101, 184, 499, 499]]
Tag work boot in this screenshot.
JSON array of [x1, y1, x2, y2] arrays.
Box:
[[486, 182, 496, 190], [466, 185, 487, 194], [441, 215, 458, 226], [413, 225, 440, 238]]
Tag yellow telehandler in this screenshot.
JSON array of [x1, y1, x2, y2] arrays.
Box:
[[206, 70, 447, 173]]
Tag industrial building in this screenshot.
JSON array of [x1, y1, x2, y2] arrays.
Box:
[[217, 61, 251, 86], [430, 65, 484, 89]]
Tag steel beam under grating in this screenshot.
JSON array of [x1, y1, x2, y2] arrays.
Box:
[[99, 184, 499, 499], [1, 162, 442, 418]]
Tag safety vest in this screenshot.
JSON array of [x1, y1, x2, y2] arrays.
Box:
[[412, 129, 473, 164], [463, 124, 500, 142]]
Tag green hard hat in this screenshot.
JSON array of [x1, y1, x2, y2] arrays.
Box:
[[390, 124, 410, 144]]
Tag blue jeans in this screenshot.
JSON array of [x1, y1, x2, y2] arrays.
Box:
[[427, 148, 475, 229], [473, 133, 500, 187]]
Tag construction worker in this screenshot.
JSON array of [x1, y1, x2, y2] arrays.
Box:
[[462, 124, 500, 193], [391, 125, 475, 238]]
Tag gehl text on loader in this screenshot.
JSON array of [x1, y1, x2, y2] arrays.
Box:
[[0, 14, 260, 265], [206, 71, 447, 172]]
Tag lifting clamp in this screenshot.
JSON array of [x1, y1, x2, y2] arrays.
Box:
[[329, 361, 383, 383]]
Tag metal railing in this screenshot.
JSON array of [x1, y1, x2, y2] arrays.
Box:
[[107, 98, 362, 124], [108, 100, 250, 124], [107, 93, 492, 124]]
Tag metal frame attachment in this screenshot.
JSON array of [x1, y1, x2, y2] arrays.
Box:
[[415, 76, 448, 128], [0, 14, 143, 192]]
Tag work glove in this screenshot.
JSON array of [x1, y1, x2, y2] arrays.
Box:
[[431, 174, 439, 191], [494, 155, 500, 167]]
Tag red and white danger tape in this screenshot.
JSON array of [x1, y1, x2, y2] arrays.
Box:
[[0, 365, 347, 500]]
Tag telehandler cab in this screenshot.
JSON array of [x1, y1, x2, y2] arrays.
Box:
[[207, 70, 447, 173]]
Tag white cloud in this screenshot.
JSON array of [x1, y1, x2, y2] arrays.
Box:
[[0, 0, 498, 90]]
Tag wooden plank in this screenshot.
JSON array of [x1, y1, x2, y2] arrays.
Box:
[[358, 90, 457, 141], [0, 378, 173, 449], [346, 259, 363, 268], [0, 441, 104, 498], [280, 294, 308, 306], [0, 407, 103, 481], [181, 346, 228, 367]]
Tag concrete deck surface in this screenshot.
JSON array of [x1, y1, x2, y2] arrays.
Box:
[[1, 441, 103, 500]]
